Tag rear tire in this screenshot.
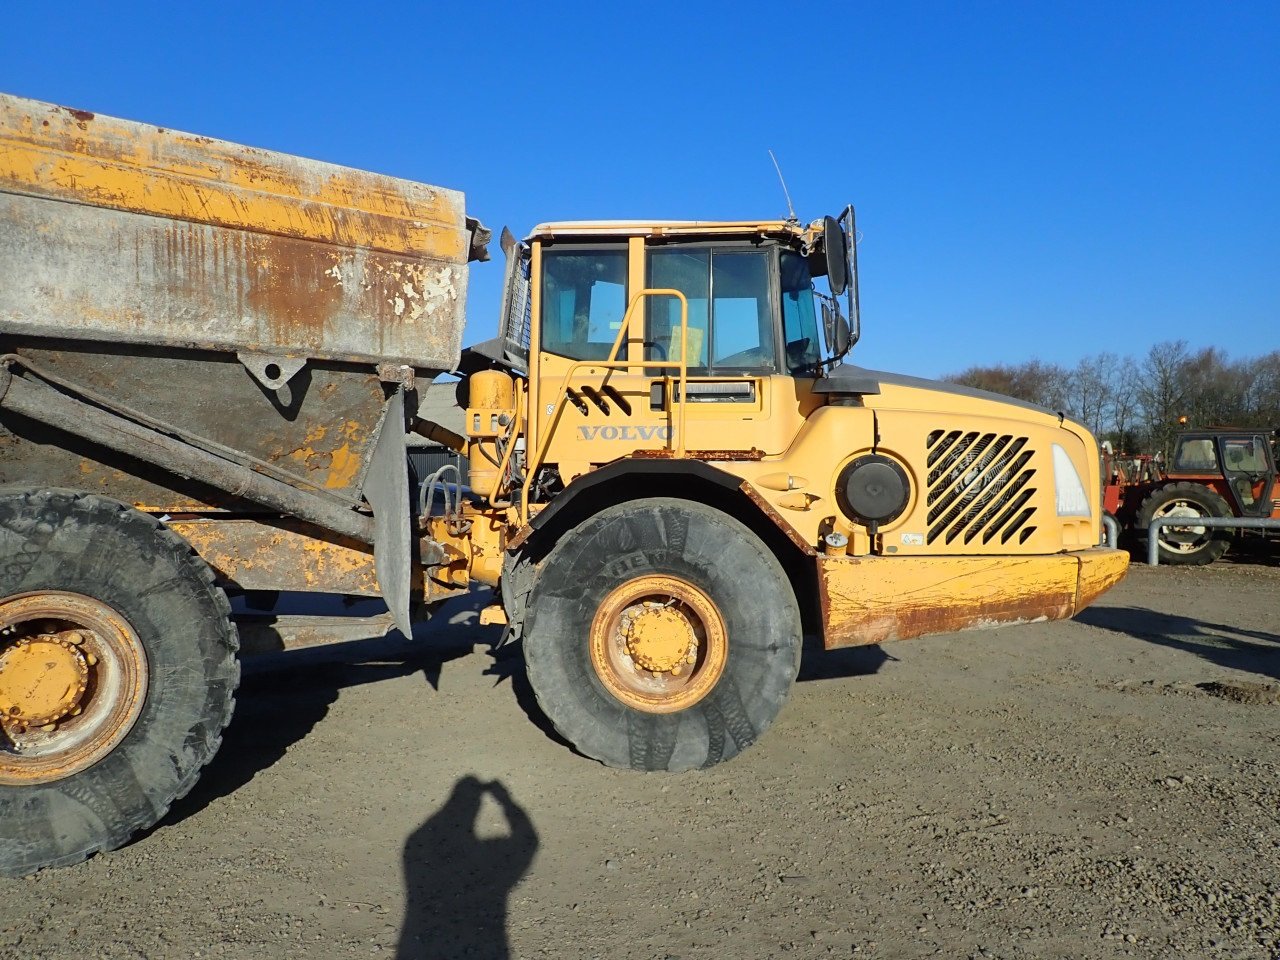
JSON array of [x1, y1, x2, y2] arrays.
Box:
[[0, 490, 238, 876], [523, 498, 801, 772], [1137, 482, 1232, 566]]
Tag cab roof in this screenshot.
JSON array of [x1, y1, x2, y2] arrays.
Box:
[[525, 218, 821, 244]]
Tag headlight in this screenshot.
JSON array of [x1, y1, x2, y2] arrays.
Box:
[[1053, 443, 1091, 517]]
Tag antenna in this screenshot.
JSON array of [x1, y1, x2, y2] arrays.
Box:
[[768, 150, 798, 224]]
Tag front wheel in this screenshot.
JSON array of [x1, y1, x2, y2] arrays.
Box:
[[523, 498, 801, 772], [1137, 482, 1232, 566]]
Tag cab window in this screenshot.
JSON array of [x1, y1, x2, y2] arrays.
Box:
[[1173, 438, 1219, 472], [541, 248, 627, 361], [646, 248, 776, 373], [1223, 437, 1267, 473], [780, 250, 820, 372]]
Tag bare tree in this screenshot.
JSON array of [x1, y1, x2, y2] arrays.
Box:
[[1067, 354, 1116, 436], [942, 343, 1273, 456], [943, 359, 1070, 410], [1243, 351, 1280, 427], [1137, 340, 1191, 459], [1107, 355, 1142, 452]]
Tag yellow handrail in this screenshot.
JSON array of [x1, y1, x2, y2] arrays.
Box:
[[519, 288, 690, 524]]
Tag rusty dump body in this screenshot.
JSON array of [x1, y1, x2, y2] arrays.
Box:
[[0, 94, 480, 601]]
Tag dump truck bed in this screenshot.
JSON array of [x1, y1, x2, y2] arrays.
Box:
[[0, 93, 480, 512], [0, 93, 472, 370]]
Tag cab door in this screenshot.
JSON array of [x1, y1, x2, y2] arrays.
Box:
[[642, 244, 787, 454], [1218, 434, 1276, 517], [530, 239, 814, 476]]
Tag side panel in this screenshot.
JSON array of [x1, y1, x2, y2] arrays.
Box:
[[168, 519, 381, 595], [0, 94, 469, 370], [0, 343, 388, 509]]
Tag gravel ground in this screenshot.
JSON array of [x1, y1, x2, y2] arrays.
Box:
[[2, 551, 1278, 960]]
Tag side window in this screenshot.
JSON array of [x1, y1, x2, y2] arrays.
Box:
[[780, 250, 820, 372], [711, 252, 773, 369], [541, 249, 627, 361], [645, 247, 776, 373], [1174, 438, 1218, 472], [1223, 437, 1267, 472], [648, 249, 710, 367]]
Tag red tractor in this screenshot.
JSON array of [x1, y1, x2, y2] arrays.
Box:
[[1105, 429, 1280, 565]]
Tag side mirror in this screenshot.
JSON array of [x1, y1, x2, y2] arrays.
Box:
[[821, 299, 851, 357], [823, 215, 848, 296], [832, 315, 851, 357]]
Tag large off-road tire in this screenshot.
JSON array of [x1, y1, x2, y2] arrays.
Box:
[[523, 498, 801, 772], [1137, 481, 1232, 566], [0, 490, 239, 876]]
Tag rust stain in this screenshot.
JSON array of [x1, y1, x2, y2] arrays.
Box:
[[2, 95, 466, 259], [1074, 547, 1130, 611], [505, 523, 534, 552], [739, 481, 816, 555], [0, 92, 469, 371], [631, 448, 765, 461], [817, 553, 1081, 649]]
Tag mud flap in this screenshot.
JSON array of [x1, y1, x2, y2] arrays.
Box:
[[362, 387, 413, 637]]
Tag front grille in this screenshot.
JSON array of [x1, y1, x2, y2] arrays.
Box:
[[926, 430, 1038, 546]]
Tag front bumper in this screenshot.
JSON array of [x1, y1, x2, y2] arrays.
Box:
[[818, 547, 1130, 648]]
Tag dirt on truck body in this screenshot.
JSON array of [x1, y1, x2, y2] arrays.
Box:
[[0, 92, 1128, 877]]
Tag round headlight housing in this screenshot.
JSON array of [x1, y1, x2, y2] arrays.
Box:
[[836, 455, 911, 530]]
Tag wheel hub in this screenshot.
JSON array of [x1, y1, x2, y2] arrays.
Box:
[[0, 592, 147, 786], [589, 574, 728, 714], [0, 634, 89, 728], [1156, 502, 1208, 546], [622, 606, 697, 674]]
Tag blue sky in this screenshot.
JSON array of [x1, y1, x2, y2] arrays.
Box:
[[2, 2, 1275, 377]]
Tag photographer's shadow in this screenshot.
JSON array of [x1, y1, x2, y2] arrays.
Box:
[[397, 777, 538, 960]]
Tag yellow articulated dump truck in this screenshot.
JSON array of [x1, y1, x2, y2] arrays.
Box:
[[0, 93, 1128, 874]]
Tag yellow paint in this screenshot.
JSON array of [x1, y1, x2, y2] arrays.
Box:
[[1075, 545, 1131, 609], [478, 604, 508, 626], [325, 442, 362, 490], [482, 217, 1128, 648], [528, 219, 820, 243], [0, 639, 87, 722], [169, 519, 380, 594], [0, 94, 466, 261], [624, 606, 696, 673]]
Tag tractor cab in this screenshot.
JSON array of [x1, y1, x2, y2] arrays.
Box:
[[1168, 431, 1280, 518]]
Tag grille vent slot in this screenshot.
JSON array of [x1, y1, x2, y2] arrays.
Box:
[[925, 430, 1038, 546]]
